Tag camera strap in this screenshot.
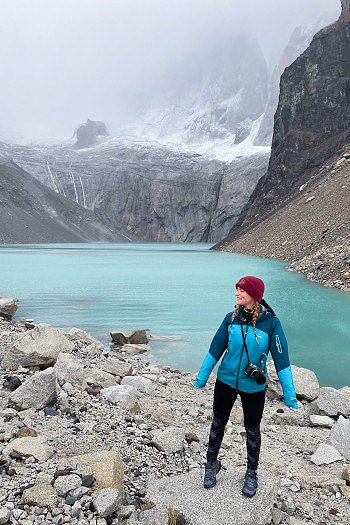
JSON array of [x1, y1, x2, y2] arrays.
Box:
[[240, 324, 251, 363], [240, 324, 267, 370]]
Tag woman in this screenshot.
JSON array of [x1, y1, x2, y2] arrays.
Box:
[[193, 275, 299, 497]]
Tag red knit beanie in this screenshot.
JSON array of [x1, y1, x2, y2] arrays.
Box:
[[235, 276, 265, 303]]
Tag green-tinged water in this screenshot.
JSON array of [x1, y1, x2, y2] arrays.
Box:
[[0, 243, 349, 387]]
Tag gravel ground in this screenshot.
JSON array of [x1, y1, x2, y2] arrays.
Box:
[[0, 317, 350, 525]]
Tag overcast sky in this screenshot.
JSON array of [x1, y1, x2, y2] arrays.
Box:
[[0, 0, 340, 142]]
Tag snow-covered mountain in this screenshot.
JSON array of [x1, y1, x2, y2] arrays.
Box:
[[132, 35, 268, 158]]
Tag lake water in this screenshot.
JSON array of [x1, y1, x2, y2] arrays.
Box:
[[0, 243, 349, 388]]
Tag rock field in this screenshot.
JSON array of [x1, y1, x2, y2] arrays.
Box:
[[0, 316, 350, 525]]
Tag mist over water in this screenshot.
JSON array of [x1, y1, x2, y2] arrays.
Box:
[[1, 243, 349, 388]]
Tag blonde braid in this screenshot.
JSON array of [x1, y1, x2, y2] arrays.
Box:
[[232, 301, 261, 335], [231, 305, 240, 322], [252, 302, 260, 337]]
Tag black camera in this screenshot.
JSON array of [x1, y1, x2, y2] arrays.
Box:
[[244, 362, 266, 385]]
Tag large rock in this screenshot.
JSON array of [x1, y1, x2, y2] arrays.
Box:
[[310, 387, 350, 417], [5, 436, 55, 461], [309, 415, 334, 428], [310, 443, 343, 465], [9, 367, 57, 410], [151, 405, 175, 426], [122, 343, 148, 355], [290, 365, 319, 401], [329, 415, 350, 460], [110, 330, 149, 345], [140, 469, 278, 525], [84, 368, 118, 388], [150, 427, 185, 454], [267, 363, 319, 401], [121, 375, 152, 394], [0, 296, 18, 321], [100, 385, 138, 405], [54, 353, 87, 389], [66, 327, 103, 348], [2, 323, 74, 370], [22, 483, 58, 507], [54, 474, 82, 495], [93, 488, 122, 517], [98, 357, 133, 378], [0, 509, 11, 524], [58, 450, 124, 494]]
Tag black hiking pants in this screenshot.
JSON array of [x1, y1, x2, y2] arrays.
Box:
[[206, 378, 266, 471]]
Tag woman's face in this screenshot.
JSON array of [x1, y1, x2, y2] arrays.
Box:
[[235, 286, 255, 309]]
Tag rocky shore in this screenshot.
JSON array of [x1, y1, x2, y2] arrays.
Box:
[[0, 313, 350, 525]]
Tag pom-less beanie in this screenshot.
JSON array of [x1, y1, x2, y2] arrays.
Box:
[[235, 276, 265, 303]]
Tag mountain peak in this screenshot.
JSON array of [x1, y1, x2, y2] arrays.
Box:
[[74, 119, 109, 149]]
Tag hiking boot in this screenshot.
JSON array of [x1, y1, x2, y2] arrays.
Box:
[[203, 459, 221, 489], [242, 468, 258, 497]]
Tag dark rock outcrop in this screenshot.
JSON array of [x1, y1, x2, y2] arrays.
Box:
[[214, 6, 350, 290], [74, 119, 109, 149], [254, 18, 333, 147], [235, 13, 350, 231]]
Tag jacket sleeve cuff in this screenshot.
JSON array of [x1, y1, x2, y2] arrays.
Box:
[[277, 366, 298, 408]]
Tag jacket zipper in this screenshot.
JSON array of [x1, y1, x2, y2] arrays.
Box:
[[235, 324, 247, 390]]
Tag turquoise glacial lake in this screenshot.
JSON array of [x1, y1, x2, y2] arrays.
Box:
[[0, 243, 349, 388]]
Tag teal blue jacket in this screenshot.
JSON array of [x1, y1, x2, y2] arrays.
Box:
[[194, 307, 298, 408]]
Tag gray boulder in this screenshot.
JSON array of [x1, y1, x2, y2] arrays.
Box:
[[66, 327, 103, 348], [267, 363, 319, 401], [98, 356, 133, 378], [309, 415, 334, 428], [123, 343, 148, 355], [5, 435, 55, 461], [121, 375, 152, 394], [0, 508, 11, 524], [290, 365, 319, 401], [84, 368, 118, 388], [150, 427, 185, 454], [54, 353, 87, 389], [22, 483, 58, 507], [310, 387, 350, 417], [310, 443, 343, 465], [9, 367, 57, 410], [0, 296, 18, 320], [266, 362, 282, 398], [110, 330, 149, 345], [140, 469, 278, 525], [93, 488, 122, 517], [2, 323, 74, 370], [54, 474, 82, 496], [329, 415, 350, 460], [101, 385, 138, 405]]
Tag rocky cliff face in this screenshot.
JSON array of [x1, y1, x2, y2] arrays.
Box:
[[214, 8, 350, 290], [0, 160, 137, 244], [254, 19, 331, 147], [0, 140, 269, 242]]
